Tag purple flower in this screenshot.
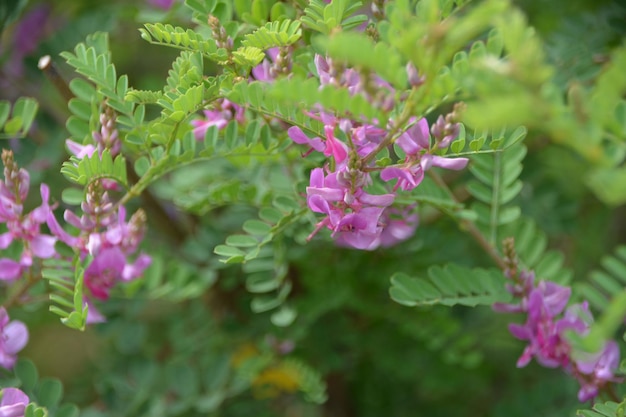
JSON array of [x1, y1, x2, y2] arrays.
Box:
[[83, 298, 106, 325], [496, 267, 622, 402], [332, 207, 386, 250], [0, 151, 57, 280], [305, 168, 396, 250], [380, 118, 468, 191], [47, 183, 151, 322], [431, 115, 461, 148], [0, 387, 29, 417], [378, 206, 419, 247], [288, 120, 349, 164], [192, 100, 244, 140], [84, 247, 126, 300], [351, 123, 387, 156], [406, 62, 425, 87], [251, 48, 281, 82], [575, 341, 621, 402], [0, 308, 28, 370]]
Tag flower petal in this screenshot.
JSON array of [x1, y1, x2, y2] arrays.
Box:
[[428, 155, 469, 171], [3, 321, 28, 354], [0, 387, 29, 407], [0, 233, 13, 250], [122, 254, 152, 281], [30, 235, 56, 259], [0, 260, 21, 281]]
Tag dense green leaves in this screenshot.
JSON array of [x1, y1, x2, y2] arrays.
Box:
[[7, 0, 626, 415]]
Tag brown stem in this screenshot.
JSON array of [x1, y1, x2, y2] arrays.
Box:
[[38, 55, 74, 102]]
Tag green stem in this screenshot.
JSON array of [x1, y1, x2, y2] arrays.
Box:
[[4, 270, 40, 310]]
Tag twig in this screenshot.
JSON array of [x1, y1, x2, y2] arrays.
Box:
[[38, 55, 74, 102], [428, 170, 507, 270]]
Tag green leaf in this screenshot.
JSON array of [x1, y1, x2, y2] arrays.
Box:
[[389, 265, 511, 307], [246, 272, 280, 293], [270, 305, 297, 327], [15, 359, 39, 391], [55, 404, 80, 417], [0, 101, 10, 127], [225, 234, 259, 247], [37, 378, 63, 408], [69, 78, 96, 103], [251, 295, 283, 313], [184, 0, 217, 15], [68, 98, 92, 121], [242, 219, 273, 235], [61, 188, 84, 206]]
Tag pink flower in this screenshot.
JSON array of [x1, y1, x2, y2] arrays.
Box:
[[192, 99, 244, 140], [288, 124, 349, 164], [381, 118, 468, 191], [496, 268, 622, 402], [305, 168, 395, 250], [251, 48, 281, 82], [0, 308, 28, 370], [0, 151, 57, 280], [0, 387, 29, 417], [47, 183, 151, 322], [378, 206, 419, 247], [575, 341, 621, 401]]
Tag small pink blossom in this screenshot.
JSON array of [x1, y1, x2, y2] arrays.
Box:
[[381, 118, 468, 191], [0, 308, 28, 370], [192, 99, 244, 140], [0, 387, 29, 417]]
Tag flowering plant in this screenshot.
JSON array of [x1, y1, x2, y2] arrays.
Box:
[[0, 0, 625, 416]]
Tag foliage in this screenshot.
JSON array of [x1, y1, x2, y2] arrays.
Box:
[[0, 0, 625, 416]]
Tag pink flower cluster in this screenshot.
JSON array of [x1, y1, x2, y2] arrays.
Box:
[[287, 56, 468, 250], [0, 150, 56, 281], [47, 182, 151, 323], [494, 269, 622, 401], [192, 99, 245, 140], [53, 107, 151, 322]]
